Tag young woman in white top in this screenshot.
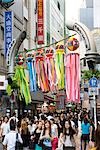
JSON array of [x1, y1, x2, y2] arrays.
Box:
[[0, 116, 10, 142], [59, 120, 76, 150], [3, 119, 23, 150]]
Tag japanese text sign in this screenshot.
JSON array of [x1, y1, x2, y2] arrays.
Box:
[[37, 0, 44, 45], [4, 11, 13, 56]]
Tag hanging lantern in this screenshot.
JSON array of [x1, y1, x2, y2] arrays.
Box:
[[66, 37, 79, 51], [26, 53, 33, 61], [15, 54, 24, 65]]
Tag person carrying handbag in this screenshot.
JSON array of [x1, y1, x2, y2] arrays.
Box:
[[31, 121, 43, 150], [3, 119, 23, 150]]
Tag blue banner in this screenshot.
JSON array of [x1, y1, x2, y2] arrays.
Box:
[[4, 11, 13, 57]]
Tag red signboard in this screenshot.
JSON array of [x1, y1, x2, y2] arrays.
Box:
[[37, 0, 44, 45]]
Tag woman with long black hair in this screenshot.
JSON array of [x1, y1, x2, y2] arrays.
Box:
[[58, 120, 76, 150]]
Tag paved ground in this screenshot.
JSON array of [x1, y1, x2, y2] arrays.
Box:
[[0, 143, 3, 150]]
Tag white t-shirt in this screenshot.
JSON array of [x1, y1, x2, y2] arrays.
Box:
[[71, 121, 75, 128], [64, 135, 73, 147], [28, 124, 36, 135], [1, 122, 10, 136], [3, 131, 23, 150]]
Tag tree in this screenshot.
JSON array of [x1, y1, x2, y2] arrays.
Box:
[[82, 70, 100, 80]]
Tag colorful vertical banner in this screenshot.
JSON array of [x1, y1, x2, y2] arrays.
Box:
[[65, 53, 80, 103], [37, 0, 44, 45], [4, 11, 13, 57]]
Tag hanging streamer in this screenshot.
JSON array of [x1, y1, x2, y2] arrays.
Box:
[[26, 54, 37, 92], [35, 49, 50, 92], [45, 49, 57, 93], [13, 65, 31, 105], [55, 42, 65, 90], [65, 53, 80, 103]]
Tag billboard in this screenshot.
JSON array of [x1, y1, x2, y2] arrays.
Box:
[[37, 0, 44, 45], [4, 11, 13, 57]]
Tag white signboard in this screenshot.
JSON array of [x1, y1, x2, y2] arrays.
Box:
[[0, 75, 8, 90], [89, 87, 99, 96]]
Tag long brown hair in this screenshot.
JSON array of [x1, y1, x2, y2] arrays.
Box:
[[43, 120, 51, 137], [95, 125, 100, 150], [21, 120, 28, 134]]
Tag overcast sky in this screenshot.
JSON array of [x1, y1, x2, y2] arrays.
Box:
[[65, 0, 84, 23]]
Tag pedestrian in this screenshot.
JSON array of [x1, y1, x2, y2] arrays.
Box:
[[50, 118, 58, 150], [0, 116, 10, 142], [58, 120, 76, 150], [20, 119, 30, 150], [90, 124, 100, 150], [31, 120, 43, 150], [3, 119, 23, 150], [58, 113, 65, 135], [81, 117, 91, 150], [40, 120, 52, 150]]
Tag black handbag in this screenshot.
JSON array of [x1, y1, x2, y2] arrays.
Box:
[[15, 133, 23, 150]]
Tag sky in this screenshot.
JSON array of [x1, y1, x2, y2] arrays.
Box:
[[65, 0, 84, 22]]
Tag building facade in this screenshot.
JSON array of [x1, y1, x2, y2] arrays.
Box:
[[0, 0, 65, 115], [80, 0, 100, 54]]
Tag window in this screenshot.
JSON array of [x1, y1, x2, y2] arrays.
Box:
[[1, 53, 4, 67], [24, 17, 28, 32], [24, 0, 28, 8], [83, 58, 86, 66], [57, 1, 60, 11], [1, 26, 4, 41], [0, 82, 4, 86]]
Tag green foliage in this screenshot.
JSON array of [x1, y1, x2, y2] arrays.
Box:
[[82, 70, 100, 80]]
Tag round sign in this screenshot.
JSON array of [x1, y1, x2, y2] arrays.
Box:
[[66, 37, 79, 51]]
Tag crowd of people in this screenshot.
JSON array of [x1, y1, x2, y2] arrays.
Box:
[[0, 106, 100, 150]]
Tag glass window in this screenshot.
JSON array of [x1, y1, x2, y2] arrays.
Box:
[[1, 53, 4, 67], [24, 0, 28, 8], [1, 26, 4, 41], [24, 17, 28, 32]]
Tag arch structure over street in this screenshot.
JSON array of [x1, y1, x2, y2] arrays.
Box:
[[6, 31, 26, 76], [66, 21, 100, 69]]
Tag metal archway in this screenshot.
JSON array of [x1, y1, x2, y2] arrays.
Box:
[[66, 21, 100, 69]]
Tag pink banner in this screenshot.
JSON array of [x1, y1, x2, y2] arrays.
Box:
[[65, 53, 80, 103], [37, 0, 44, 45]]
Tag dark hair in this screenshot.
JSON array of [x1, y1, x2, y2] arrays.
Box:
[[64, 120, 76, 139], [12, 112, 16, 116], [95, 125, 100, 150], [50, 118, 54, 123], [84, 118, 88, 124], [41, 115, 47, 121], [10, 119, 16, 131], [43, 120, 51, 137]]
